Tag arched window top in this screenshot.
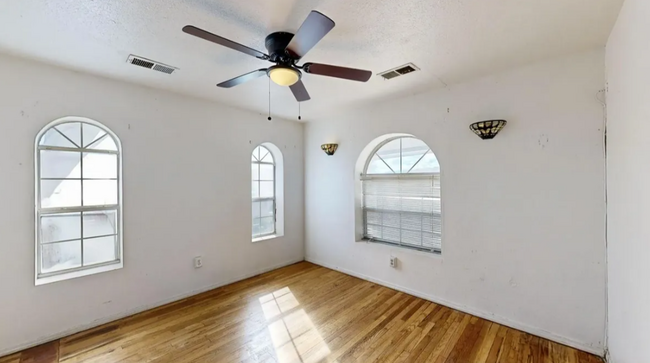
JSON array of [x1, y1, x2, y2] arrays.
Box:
[[37, 118, 120, 152], [364, 137, 439, 175], [252, 145, 274, 165]]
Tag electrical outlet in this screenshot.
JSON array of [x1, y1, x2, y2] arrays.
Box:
[[194, 256, 203, 268], [390, 257, 397, 268]]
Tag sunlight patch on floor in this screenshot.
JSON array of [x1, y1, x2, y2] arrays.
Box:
[[259, 287, 331, 363]]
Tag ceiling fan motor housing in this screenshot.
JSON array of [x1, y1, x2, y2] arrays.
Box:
[[265, 32, 295, 63]]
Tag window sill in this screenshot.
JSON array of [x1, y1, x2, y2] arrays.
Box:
[[356, 239, 442, 258], [252, 234, 281, 243], [35, 261, 123, 286]]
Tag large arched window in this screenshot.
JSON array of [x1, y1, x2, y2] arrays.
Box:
[[35, 117, 123, 285], [362, 136, 441, 252], [251, 145, 276, 239]]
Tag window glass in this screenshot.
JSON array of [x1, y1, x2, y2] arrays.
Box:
[[362, 137, 441, 252], [36, 119, 122, 282], [252, 145, 276, 239]]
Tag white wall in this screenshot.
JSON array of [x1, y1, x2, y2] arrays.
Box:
[[606, 0, 650, 361], [0, 53, 304, 355], [304, 50, 606, 354]]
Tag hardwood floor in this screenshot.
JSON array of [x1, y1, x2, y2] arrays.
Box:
[[1, 262, 602, 363]]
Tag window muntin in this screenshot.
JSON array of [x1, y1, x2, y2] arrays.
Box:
[[252, 145, 276, 239], [362, 137, 441, 252], [36, 118, 122, 282]]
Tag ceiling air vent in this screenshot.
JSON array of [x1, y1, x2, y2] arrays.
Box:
[[127, 55, 178, 75], [378, 63, 420, 80]]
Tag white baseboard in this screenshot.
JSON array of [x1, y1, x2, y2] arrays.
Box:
[[0, 258, 304, 357], [306, 257, 605, 357]]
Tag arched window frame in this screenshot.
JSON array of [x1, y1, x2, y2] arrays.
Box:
[[34, 116, 123, 285], [360, 136, 442, 253], [251, 143, 284, 241]]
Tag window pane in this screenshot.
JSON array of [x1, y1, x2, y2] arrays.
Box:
[[259, 164, 274, 181], [252, 218, 261, 236], [259, 181, 274, 198], [409, 150, 440, 173], [252, 146, 261, 161], [54, 123, 82, 148], [401, 138, 430, 173], [83, 180, 118, 206], [260, 149, 274, 163], [252, 201, 261, 219], [252, 181, 259, 198], [375, 140, 401, 173], [259, 217, 274, 235], [377, 138, 400, 162], [251, 164, 259, 181], [82, 153, 117, 179], [83, 210, 118, 238], [401, 138, 429, 158], [366, 154, 394, 174], [88, 136, 117, 151], [82, 123, 106, 148], [41, 180, 81, 208], [40, 212, 81, 243], [39, 128, 77, 148], [41, 240, 81, 273], [261, 200, 274, 218], [83, 236, 117, 266], [40, 150, 81, 179]]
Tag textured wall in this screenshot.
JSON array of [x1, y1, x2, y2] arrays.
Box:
[[0, 53, 304, 355], [606, 0, 650, 361], [304, 50, 606, 354]]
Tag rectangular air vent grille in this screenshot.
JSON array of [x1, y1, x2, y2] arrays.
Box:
[[153, 64, 175, 74], [127, 55, 178, 75], [378, 63, 420, 80], [381, 71, 401, 80], [131, 58, 154, 69]]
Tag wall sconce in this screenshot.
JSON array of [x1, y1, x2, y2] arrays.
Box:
[[321, 143, 338, 156], [469, 119, 507, 140]]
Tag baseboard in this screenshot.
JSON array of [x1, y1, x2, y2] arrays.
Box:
[[306, 257, 605, 357], [0, 257, 304, 357]]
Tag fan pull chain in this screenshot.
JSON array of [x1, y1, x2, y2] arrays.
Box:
[[267, 77, 272, 121], [298, 102, 301, 121]]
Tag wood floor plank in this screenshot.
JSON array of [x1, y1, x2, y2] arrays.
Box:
[[0, 262, 603, 363], [17, 342, 58, 363], [0, 353, 20, 363]]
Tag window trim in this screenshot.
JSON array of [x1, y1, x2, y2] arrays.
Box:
[[251, 145, 277, 241], [34, 116, 124, 285], [361, 136, 442, 254]]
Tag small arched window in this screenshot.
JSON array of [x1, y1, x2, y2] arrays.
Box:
[[362, 136, 441, 252], [251, 145, 276, 239], [35, 117, 123, 284]]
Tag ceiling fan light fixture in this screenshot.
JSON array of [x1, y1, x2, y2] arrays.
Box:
[[268, 66, 301, 86]]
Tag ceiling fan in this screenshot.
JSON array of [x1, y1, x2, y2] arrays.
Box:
[[183, 11, 372, 102]]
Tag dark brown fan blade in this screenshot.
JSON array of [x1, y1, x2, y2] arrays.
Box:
[[217, 69, 267, 88], [289, 80, 311, 102], [286, 11, 335, 59], [183, 25, 269, 60], [303, 63, 372, 82]]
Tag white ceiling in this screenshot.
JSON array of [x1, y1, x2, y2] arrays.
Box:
[[0, 0, 623, 121]]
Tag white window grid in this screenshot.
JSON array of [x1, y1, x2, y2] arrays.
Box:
[[361, 137, 442, 253], [35, 118, 123, 280], [252, 146, 276, 239]]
